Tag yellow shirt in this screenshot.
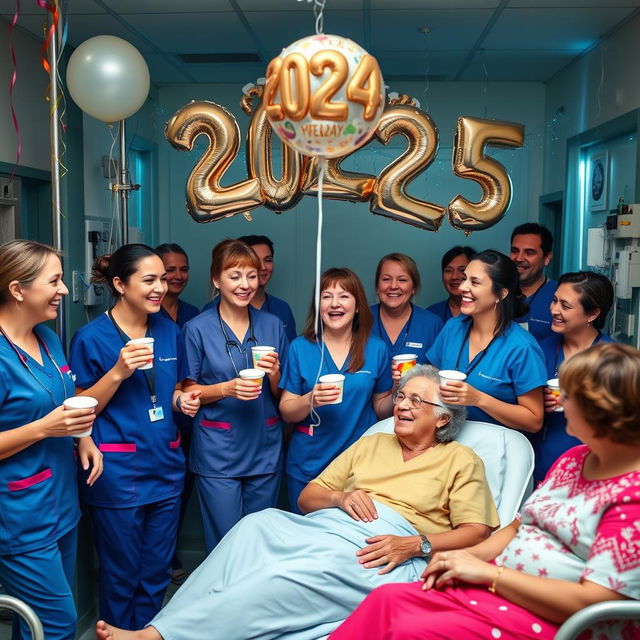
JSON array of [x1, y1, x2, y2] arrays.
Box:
[[312, 433, 500, 536]]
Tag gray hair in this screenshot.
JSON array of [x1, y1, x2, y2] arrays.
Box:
[[398, 364, 466, 443]]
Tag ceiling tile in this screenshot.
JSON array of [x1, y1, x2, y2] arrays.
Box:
[[237, 0, 362, 10], [371, 9, 493, 51], [104, 0, 233, 12], [371, 0, 500, 7], [0, 0, 104, 15], [63, 13, 158, 53], [484, 7, 634, 50], [459, 50, 577, 81], [510, 0, 639, 6], [243, 10, 364, 50], [124, 12, 257, 54], [378, 50, 469, 81]]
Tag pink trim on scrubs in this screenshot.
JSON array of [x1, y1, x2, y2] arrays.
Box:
[[8, 468, 52, 492]]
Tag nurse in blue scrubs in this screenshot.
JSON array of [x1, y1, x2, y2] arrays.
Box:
[[0, 240, 100, 640], [155, 243, 200, 327], [427, 250, 547, 433], [426, 246, 475, 325], [155, 243, 199, 585], [69, 244, 200, 630], [180, 239, 288, 552], [510, 223, 557, 342], [280, 267, 394, 512], [203, 235, 297, 342], [532, 271, 614, 485], [371, 253, 442, 381]]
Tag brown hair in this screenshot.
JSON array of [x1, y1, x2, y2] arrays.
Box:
[[0, 240, 59, 305], [303, 267, 372, 373], [91, 243, 160, 296], [559, 342, 640, 445], [210, 239, 260, 284], [375, 253, 421, 295]]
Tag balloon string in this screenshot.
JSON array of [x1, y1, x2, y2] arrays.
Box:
[[309, 157, 328, 436], [313, 0, 326, 35], [8, 0, 22, 182]]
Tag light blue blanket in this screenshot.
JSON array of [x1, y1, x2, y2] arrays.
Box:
[[151, 501, 427, 640]]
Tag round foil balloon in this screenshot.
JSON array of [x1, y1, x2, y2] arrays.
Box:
[[263, 34, 385, 158]]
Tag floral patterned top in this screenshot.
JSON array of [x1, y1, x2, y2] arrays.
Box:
[[495, 445, 640, 638]]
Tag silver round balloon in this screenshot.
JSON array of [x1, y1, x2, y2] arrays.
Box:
[[66, 35, 150, 123]]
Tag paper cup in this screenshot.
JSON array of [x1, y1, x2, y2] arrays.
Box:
[[547, 378, 563, 412], [251, 345, 275, 367], [239, 368, 266, 391], [392, 354, 417, 375], [127, 337, 154, 370], [438, 369, 467, 387], [63, 396, 98, 438], [319, 374, 345, 404]]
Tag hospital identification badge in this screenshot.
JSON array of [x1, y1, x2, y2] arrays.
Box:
[[149, 406, 165, 422]]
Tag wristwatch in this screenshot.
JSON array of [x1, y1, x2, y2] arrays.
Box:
[[419, 534, 432, 559]]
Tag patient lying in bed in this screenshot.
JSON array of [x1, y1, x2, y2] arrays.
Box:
[[96, 366, 499, 640]]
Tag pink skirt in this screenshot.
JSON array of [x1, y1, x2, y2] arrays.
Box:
[[329, 581, 559, 640]]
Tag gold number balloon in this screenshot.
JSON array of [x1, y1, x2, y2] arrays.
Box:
[[448, 117, 525, 231], [246, 102, 309, 211], [165, 101, 263, 222], [369, 105, 446, 231]]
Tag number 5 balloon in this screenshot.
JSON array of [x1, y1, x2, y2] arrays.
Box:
[[448, 117, 525, 231]]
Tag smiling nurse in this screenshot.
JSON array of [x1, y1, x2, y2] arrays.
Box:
[[0, 240, 100, 640], [427, 250, 547, 432], [179, 239, 288, 552], [69, 244, 200, 630], [279, 267, 394, 512]]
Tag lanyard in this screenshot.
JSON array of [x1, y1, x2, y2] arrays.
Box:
[[455, 320, 499, 377], [107, 309, 157, 407], [217, 305, 257, 377], [553, 331, 602, 377], [525, 276, 548, 307], [0, 324, 68, 408], [377, 304, 413, 355]]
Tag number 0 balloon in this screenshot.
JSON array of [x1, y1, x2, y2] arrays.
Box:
[[264, 34, 386, 158]]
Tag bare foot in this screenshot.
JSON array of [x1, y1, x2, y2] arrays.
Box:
[[95, 620, 161, 640]]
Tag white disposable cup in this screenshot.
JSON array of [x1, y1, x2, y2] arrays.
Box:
[[547, 378, 563, 412], [319, 374, 345, 404], [439, 369, 467, 387], [392, 354, 418, 375], [251, 345, 275, 367], [63, 396, 98, 438], [239, 368, 266, 392], [127, 337, 155, 370]]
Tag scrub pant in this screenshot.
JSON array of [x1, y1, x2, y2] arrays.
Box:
[[88, 495, 180, 630], [195, 472, 280, 552], [0, 528, 77, 640], [172, 431, 195, 572], [286, 474, 309, 515]]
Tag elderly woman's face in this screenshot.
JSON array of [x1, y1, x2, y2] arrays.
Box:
[[393, 376, 449, 442]]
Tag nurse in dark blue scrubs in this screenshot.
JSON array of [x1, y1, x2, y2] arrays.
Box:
[[69, 244, 200, 630], [179, 239, 288, 552], [155, 243, 199, 585], [280, 267, 393, 512], [532, 271, 614, 485], [0, 240, 100, 640], [428, 250, 547, 433], [371, 253, 442, 382], [426, 246, 475, 326]]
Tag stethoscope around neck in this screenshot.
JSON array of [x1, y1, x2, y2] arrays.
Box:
[[217, 304, 258, 376]]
